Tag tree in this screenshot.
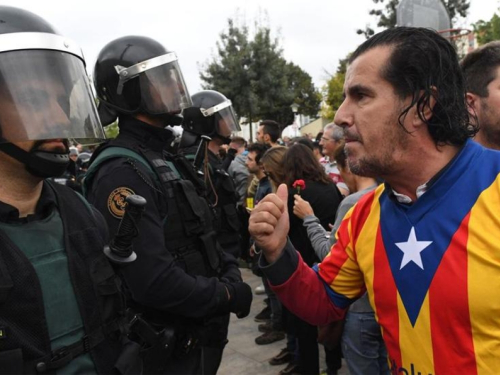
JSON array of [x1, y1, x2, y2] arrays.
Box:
[[358, 0, 470, 38], [283, 62, 321, 121], [322, 55, 350, 120], [200, 18, 320, 135], [473, 12, 500, 46], [104, 121, 119, 139], [200, 19, 256, 126]]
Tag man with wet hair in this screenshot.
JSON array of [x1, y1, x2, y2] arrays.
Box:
[[250, 27, 500, 374]]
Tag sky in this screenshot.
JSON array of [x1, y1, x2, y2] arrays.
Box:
[[2, 0, 499, 93]]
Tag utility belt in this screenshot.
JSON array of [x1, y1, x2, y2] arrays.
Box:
[[126, 310, 228, 372]]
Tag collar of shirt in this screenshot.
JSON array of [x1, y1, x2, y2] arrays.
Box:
[[0, 181, 57, 224], [391, 182, 429, 204]]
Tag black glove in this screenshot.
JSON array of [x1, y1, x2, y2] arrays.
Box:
[[221, 148, 237, 170], [225, 282, 252, 318], [219, 252, 243, 283]]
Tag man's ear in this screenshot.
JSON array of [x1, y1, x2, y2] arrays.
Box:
[[466, 92, 480, 117], [413, 87, 437, 128]]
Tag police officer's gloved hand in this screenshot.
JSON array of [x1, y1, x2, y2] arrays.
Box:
[[226, 148, 237, 158], [220, 266, 242, 284], [224, 282, 252, 318]]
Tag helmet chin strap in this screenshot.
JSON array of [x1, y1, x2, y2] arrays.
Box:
[[0, 141, 70, 178]]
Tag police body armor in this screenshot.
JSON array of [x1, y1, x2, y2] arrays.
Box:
[[0, 181, 137, 374], [84, 137, 223, 280], [182, 146, 241, 257]]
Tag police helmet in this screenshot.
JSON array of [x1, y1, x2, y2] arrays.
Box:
[[182, 90, 240, 143], [94, 36, 192, 126], [0, 6, 104, 177]]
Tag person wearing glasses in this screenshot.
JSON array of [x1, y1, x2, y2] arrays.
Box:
[[319, 123, 349, 196]]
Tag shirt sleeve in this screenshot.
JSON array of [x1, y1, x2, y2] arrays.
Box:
[[86, 158, 230, 318], [259, 240, 347, 326], [330, 196, 357, 245], [260, 209, 366, 326], [302, 215, 331, 260]]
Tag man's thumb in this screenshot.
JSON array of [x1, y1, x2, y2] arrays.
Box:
[[276, 184, 288, 212]]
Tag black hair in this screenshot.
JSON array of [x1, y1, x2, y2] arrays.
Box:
[[259, 120, 282, 143], [282, 144, 332, 187], [350, 27, 477, 146], [461, 41, 500, 98], [247, 142, 271, 164]]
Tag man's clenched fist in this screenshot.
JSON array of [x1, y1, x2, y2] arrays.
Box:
[[248, 184, 289, 263]]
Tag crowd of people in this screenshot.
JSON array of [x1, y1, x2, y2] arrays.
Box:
[[1, 4, 500, 375]]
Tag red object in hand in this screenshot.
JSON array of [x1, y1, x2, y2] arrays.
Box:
[[292, 179, 306, 194]]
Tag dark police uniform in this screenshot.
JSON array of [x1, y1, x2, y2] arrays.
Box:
[[182, 145, 241, 259], [84, 116, 242, 374], [0, 180, 139, 375]]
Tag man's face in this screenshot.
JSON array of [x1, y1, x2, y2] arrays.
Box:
[[334, 46, 409, 178], [0, 78, 71, 142], [246, 151, 261, 174], [0, 138, 69, 168], [319, 129, 339, 157], [475, 66, 500, 149], [256, 125, 267, 144]]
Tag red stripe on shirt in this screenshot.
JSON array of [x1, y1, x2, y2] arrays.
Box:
[[351, 191, 376, 249], [319, 191, 376, 284], [273, 252, 346, 325], [429, 213, 477, 374]]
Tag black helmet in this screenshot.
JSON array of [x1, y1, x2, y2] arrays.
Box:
[[94, 36, 192, 125], [0, 6, 104, 178], [182, 90, 240, 144]]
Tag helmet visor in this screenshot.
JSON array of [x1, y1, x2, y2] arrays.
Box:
[[206, 101, 240, 137], [139, 59, 192, 115], [0, 50, 104, 144]]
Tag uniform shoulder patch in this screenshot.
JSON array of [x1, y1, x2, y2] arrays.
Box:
[[107, 187, 135, 219]]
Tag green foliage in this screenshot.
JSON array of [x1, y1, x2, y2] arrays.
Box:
[[104, 121, 119, 139], [322, 72, 345, 120], [200, 18, 320, 127], [322, 54, 350, 120], [358, 0, 470, 38], [473, 13, 500, 46]]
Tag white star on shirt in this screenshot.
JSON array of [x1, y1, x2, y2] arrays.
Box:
[[395, 227, 433, 270]]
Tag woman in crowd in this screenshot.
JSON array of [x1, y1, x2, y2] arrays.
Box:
[[262, 144, 343, 375]]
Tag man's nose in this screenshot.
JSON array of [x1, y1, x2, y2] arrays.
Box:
[[333, 101, 351, 129]]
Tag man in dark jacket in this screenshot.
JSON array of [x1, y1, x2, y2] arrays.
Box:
[[179, 90, 243, 259], [0, 7, 140, 374], [85, 37, 252, 374]]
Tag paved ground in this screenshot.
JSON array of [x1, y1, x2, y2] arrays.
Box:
[[218, 268, 349, 375]]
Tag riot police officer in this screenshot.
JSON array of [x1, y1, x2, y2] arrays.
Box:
[[180, 90, 243, 259], [84, 36, 252, 374], [0, 7, 140, 374]]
